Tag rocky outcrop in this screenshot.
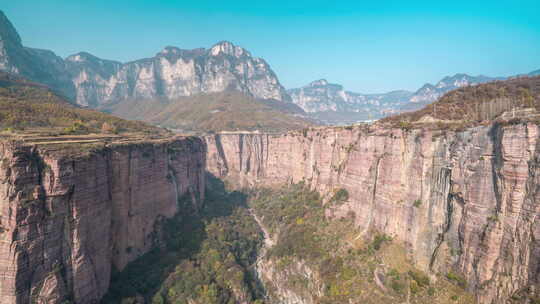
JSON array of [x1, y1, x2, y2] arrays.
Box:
[[256, 258, 322, 304], [0, 137, 206, 304], [205, 122, 540, 303]]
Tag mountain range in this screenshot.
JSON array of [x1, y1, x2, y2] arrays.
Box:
[[0, 10, 538, 126], [286, 72, 540, 124], [0, 11, 289, 109]]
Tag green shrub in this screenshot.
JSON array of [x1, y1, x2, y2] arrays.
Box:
[[447, 271, 467, 287], [487, 214, 499, 222], [391, 278, 405, 293], [399, 121, 412, 130], [413, 199, 422, 208], [408, 269, 430, 287], [331, 188, 349, 203], [410, 280, 420, 294], [371, 234, 392, 251], [62, 121, 89, 135]]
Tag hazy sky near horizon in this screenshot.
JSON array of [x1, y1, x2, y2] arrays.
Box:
[[3, 0, 540, 93]]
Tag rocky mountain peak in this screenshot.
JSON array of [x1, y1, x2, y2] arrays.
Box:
[[209, 41, 250, 57], [437, 73, 474, 88], [66, 51, 109, 63], [309, 79, 329, 87], [0, 10, 22, 47], [155, 46, 206, 63], [159, 46, 183, 55]]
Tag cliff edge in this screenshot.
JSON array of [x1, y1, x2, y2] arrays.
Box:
[[0, 137, 206, 303]]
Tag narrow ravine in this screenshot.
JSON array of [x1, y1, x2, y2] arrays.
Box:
[[249, 208, 275, 300], [249, 208, 275, 248]]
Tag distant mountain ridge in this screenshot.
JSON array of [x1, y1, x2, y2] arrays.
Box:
[[287, 79, 411, 123], [530, 69, 540, 76], [0, 10, 289, 108], [408, 73, 505, 103], [288, 72, 538, 124]]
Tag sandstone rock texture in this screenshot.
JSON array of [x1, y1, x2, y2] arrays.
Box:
[[0, 138, 206, 304], [206, 123, 540, 303]]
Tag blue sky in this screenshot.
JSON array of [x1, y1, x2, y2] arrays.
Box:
[[3, 0, 540, 93]]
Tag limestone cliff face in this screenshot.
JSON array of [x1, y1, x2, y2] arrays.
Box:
[[0, 138, 206, 304], [205, 123, 540, 303], [65, 42, 290, 107]]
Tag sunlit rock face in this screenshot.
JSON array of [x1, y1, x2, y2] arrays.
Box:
[[0, 138, 206, 304], [64, 41, 290, 107], [205, 122, 540, 304]]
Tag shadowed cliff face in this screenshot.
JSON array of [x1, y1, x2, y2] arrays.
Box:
[[0, 138, 206, 304], [205, 123, 540, 303]]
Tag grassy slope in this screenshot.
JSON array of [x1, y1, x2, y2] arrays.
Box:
[[381, 76, 540, 129], [0, 72, 164, 135], [108, 91, 313, 133]]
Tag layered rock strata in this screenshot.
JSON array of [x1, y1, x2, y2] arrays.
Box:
[[0, 137, 206, 304], [205, 123, 540, 303]]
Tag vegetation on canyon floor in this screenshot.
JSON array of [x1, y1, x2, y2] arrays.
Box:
[[251, 183, 475, 304], [102, 180, 477, 304]]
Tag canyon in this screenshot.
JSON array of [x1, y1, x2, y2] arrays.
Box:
[[205, 121, 540, 303], [1, 109, 540, 303], [1, 8, 540, 303], [0, 137, 206, 304], [1, 72, 539, 303]]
